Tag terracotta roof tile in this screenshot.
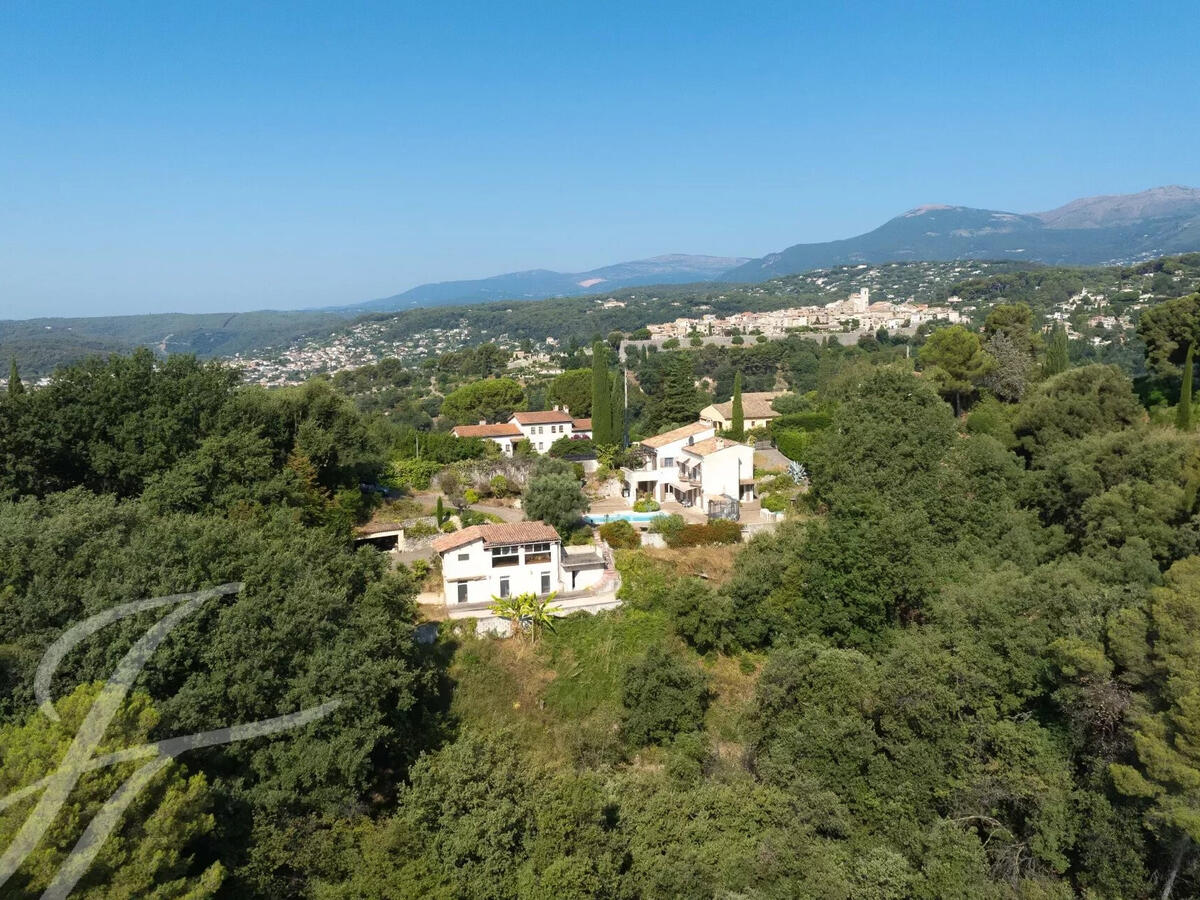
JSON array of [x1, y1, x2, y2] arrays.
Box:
[[432, 521, 561, 554], [510, 410, 574, 425], [452, 423, 523, 438]]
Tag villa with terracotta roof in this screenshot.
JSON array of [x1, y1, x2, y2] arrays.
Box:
[[432, 521, 613, 631], [622, 422, 754, 515], [503, 407, 592, 452], [451, 422, 523, 456], [451, 407, 591, 456], [699, 391, 784, 432]]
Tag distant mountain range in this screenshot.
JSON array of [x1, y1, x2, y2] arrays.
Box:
[[342, 186, 1200, 309], [721, 185, 1200, 281], [346, 254, 748, 313]]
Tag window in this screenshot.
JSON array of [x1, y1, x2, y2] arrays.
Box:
[[491, 546, 519, 567], [457, 552, 469, 561], [540, 573, 551, 595], [499, 577, 510, 598], [457, 582, 468, 604], [526, 541, 552, 564], [663, 456, 674, 468]]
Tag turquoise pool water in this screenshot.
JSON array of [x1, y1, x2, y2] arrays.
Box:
[[584, 511, 666, 525]]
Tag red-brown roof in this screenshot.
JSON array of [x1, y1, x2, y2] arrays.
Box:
[[510, 410, 574, 425], [452, 423, 522, 438], [432, 521, 561, 553], [572, 418, 592, 430]]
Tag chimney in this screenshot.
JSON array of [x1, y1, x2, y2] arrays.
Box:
[[479, 419, 487, 426], [715, 438, 725, 450]]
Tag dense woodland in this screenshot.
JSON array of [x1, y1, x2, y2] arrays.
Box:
[[3, 288, 1200, 896]]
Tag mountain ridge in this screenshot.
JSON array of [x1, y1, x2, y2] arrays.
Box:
[[345, 253, 748, 313], [721, 186, 1200, 281]]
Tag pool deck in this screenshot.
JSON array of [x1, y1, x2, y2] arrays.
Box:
[[586, 495, 777, 528], [587, 495, 707, 524]]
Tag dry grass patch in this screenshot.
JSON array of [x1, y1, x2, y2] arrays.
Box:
[[641, 544, 740, 585]]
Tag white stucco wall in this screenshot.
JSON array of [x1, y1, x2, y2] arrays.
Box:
[[441, 538, 562, 606], [696, 444, 755, 503]]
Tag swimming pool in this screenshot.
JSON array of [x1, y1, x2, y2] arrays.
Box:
[[583, 511, 667, 525]]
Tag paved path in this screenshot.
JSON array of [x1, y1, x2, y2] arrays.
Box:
[[470, 502, 523, 523], [755, 447, 792, 472]]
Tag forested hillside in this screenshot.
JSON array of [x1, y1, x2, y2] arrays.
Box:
[[4, 299, 1200, 895]]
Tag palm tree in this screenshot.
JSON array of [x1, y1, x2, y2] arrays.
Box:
[[488, 591, 561, 644]]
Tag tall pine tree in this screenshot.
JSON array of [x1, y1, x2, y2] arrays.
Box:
[[729, 371, 744, 439], [7, 359, 23, 396], [591, 341, 612, 445]]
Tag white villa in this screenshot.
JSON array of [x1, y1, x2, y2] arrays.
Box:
[[509, 409, 592, 452], [700, 391, 784, 432], [621, 422, 756, 514], [431, 522, 612, 627], [452, 408, 592, 456]]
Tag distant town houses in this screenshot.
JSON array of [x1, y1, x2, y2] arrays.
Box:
[[643, 288, 962, 341]]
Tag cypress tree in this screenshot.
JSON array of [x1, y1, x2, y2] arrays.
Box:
[[1043, 322, 1069, 377], [8, 359, 24, 396], [609, 368, 624, 447], [591, 341, 611, 445], [1178, 341, 1195, 432], [730, 371, 744, 439]]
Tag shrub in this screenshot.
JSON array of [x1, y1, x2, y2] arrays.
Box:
[[632, 497, 661, 513], [761, 493, 788, 513], [405, 520, 438, 539], [758, 474, 795, 494], [489, 474, 512, 497], [599, 519, 640, 549], [772, 411, 833, 431], [773, 428, 813, 462], [668, 578, 734, 654], [648, 513, 685, 539], [549, 436, 596, 458], [440, 520, 457, 533], [566, 525, 595, 545], [666, 520, 742, 548], [621, 646, 709, 746], [383, 458, 444, 490], [463, 488, 480, 505]]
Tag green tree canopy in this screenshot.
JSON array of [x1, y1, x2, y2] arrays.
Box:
[[547, 368, 593, 418], [918, 325, 993, 415], [439, 377, 525, 425], [522, 473, 587, 536], [0, 684, 224, 898]]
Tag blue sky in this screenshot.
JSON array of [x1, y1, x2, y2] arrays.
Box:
[[2, 0, 1198, 319]]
